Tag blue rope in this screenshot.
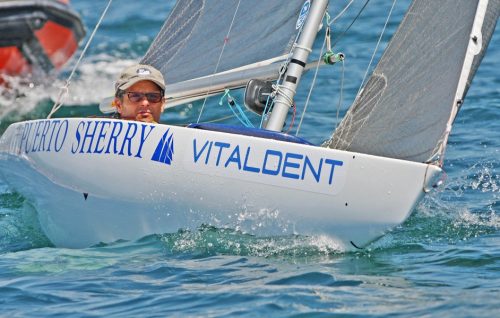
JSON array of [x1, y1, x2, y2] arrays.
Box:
[[219, 90, 254, 127], [259, 95, 273, 129]]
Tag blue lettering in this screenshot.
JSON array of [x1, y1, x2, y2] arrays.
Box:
[[242, 146, 260, 173], [262, 150, 282, 176], [72, 121, 85, 154], [54, 120, 68, 152], [193, 139, 210, 163], [21, 122, 32, 153], [225, 145, 241, 169], [190, 139, 344, 188], [93, 121, 111, 154], [105, 121, 123, 154], [325, 159, 344, 185], [214, 142, 230, 166], [204, 141, 213, 164], [80, 121, 98, 153], [135, 124, 155, 158], [119, 122, 138, 156], [46, 120, 61, 152], [31, 121, 43, 152], [302, 156, 322, 183], [282, 152, 303, 179], [36, 121, 51, 152]]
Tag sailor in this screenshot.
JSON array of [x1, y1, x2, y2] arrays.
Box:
[[113, 64, 166, 123]]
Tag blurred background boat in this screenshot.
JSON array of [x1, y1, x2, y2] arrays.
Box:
[[0, 0, 85, 84]]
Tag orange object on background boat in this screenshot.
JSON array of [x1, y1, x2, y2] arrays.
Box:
[[0, 0, 85, 79]]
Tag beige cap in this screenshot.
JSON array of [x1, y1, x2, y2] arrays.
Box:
[[115, 64, 165, 92]]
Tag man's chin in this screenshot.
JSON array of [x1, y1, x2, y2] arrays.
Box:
[[136, 113, 155, 123]]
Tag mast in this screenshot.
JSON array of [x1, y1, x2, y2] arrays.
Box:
[[265, 0, 329, 132]]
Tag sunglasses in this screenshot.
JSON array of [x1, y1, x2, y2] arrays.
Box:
[[126, 91, 163, 103]]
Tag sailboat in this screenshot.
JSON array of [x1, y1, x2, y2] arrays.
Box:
[[0, 0, 85, 81], [0, 0, 497, 250]]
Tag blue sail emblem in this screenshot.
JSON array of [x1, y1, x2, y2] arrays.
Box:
[[151, 128, 174, 165]]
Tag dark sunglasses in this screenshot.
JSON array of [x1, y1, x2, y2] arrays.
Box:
[[126, 91, 163, 103]]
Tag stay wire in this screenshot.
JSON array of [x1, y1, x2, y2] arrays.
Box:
[[357, 0, 397, 95], [331, 0, 370, 48], [329, 0, 355, 24], [47, 0, 113, 119]]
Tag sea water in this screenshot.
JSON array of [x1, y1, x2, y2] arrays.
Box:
[[0, 1, 498, 317]]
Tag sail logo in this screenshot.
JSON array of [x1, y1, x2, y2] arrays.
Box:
[[151, 128, 174, 165], [296, 0, 311, 29]]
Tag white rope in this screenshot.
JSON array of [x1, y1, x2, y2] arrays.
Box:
[[273, 84, 295, 106], [293, 43, 313, 53], [197, 0, 241, 123], [47, 0, 114, 119], [259, 30, 302, 129], [356, 0, 397, 96]]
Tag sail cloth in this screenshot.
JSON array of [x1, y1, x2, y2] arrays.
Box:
[[327, 0, 499, 164], [141, 0, 305, 102]]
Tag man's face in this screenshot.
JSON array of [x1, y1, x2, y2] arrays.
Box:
[[114, 80, 165, 123]]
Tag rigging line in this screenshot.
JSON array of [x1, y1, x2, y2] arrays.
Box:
[[219, 90, 253, 127], [335, 59, 345, 130], [331, 0, 370, 48], [329, 0, 355, 25], [260, 22, 304, 128], [285, 103, 297, 134], [196, 0, 242, 124], [47, 0, 113, 119], [259, 95, 273, 128], [356, 0, 397, 96]]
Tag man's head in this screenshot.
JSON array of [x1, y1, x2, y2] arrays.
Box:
[[114, 64, 166, 123]]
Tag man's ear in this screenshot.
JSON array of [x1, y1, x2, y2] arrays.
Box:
[[161, 98, 166, 112], [114, 97, 123, 113]]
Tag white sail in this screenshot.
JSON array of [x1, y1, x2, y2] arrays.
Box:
[[141, 0, 305, 86], [327, 0, 499, 164]]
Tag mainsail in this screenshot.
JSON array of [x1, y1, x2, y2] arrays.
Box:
[[141, 0, 305, 104], [327, 0, 499, 164]]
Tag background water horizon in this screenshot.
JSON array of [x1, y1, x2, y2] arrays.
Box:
[[0, 0, 498, 317]]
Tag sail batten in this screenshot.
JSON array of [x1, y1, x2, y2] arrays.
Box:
[[327, 0, 499, 164]]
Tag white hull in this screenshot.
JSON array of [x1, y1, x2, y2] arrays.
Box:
[[0, 118, 441, 250]]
